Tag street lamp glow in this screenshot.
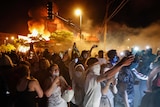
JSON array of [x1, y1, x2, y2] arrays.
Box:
[[146, 45, 150, 50], [134, 46, 139, 52], [75, 9, 82, 16], [75, 9, 82, 28], [75, 8, 82, 39], [11, 36, 14, 40], [6, 37, 8, 40]]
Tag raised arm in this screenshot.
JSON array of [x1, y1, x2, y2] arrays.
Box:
[[97, 55, 134, 82], [105, 55, 134, 79], [101, 77, 115, 95]]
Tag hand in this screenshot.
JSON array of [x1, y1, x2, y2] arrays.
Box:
[[53, 76, 60, 86], [120, 55, 134, 67], [67, 86, 72, 90], [112, 78, 118, 85], [107, 77, 115, 85], [92, 45, 98, 48]]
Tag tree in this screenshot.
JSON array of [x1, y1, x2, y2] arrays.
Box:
[[49, 30, 74, 52], [0, 44, 16, 53]]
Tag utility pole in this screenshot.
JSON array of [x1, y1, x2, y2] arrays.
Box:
[[103, 0, 129, 51], [103, 0, 110, 51]]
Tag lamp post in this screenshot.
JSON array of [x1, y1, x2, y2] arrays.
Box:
[[75, 9, 82, 39]]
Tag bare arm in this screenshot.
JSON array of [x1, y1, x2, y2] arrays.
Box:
[[34, 80, 43, 98], [97, 55, 134, 82], [111, 78, 118, 94], [101, 77, 114, 95], [29, 79, 43, 98], [146, 66, 160, 92], [105, 56, 134, 79], [59, 76, 69, 86], [59, 76, 70, 93], [44, 77, 60, 97]]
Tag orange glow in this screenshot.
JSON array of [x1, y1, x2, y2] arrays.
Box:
[[75, 9, 82, 16], [32, 29, 38, 37], [18, 45, 30, 53], [27, 29, 38, 38]]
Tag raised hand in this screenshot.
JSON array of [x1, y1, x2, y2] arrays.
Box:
[[119, 55, 135, 67]]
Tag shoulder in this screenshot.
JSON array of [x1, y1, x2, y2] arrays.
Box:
[[59, 76, 67, 82], [86, 73, 98, 82], [28, 78, 39, 85]]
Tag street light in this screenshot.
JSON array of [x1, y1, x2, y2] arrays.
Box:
[[11, 36, 14, 40], [75, 9, 82, 39]]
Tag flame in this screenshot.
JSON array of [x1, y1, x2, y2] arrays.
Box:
[[32, 29, 38, 37], [28, 19, 46, 35], [18, 45, 30, 53], [27, 29, 38, 37]]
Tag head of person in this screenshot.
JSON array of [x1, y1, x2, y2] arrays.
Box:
[[123, 50, 138, 70], [86, 57, 100, 75], [156, 50, 160, 56], [72, 53, 79, 63], [145, 48, 152, 55], [98, 50, 104, 58], [44, 48, 49, 53], [74, 64, 85, 78], [51, 53, 62, 63], [16, 64, 30, 78], [123, 50, 132, 57], [62, 51, 70, 62], [81, 50, 89, 59], [107, 49, 119, 64], [39, 57, 50, 71], [49, 64, 60, 77], [100, 63, 112, 74]]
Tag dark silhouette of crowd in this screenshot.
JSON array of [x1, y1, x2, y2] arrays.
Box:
[[1, 43, 160, 107]]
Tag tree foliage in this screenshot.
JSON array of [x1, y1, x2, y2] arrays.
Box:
[[0, 44, 16, 52], [50, 30, 74, 43], [49, 30, 74, 52]]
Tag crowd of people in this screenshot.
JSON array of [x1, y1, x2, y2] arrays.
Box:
[[0, 42, 160, 107]]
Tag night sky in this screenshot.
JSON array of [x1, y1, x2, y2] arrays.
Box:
[[0, 0, 160, 35]]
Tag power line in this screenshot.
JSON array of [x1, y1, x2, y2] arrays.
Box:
[[101, 0, 129, 50], [107, 0, 128, 22], [101, 0, 129, 26]]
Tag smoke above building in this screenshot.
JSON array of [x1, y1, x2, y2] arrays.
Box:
[[25, 1, 160, 55]]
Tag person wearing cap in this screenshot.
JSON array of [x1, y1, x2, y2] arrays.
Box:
[[83, 55, 134, 107]]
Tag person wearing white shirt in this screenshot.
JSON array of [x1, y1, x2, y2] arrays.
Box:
[[83, 56, 134, 107]]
